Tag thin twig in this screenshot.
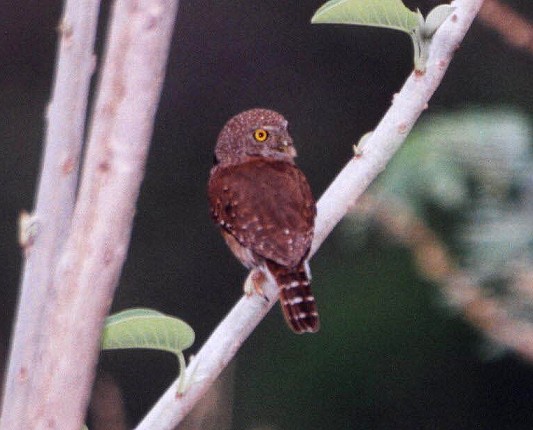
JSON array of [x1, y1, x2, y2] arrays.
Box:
[[136, 0, 485, 428], [356, 195, 533, 363], [478, 0, 533, 56], [1, 1, 180, 429], [0, 1, 100, 426]]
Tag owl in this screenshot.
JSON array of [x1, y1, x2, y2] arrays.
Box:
[[208, 108, 319, 334]]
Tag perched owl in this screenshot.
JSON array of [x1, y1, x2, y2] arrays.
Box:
[[208, 108, 319, 334]]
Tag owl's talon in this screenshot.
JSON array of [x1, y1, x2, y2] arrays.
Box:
[[243, 269, 267, 299], [243, 271, 255, 296]]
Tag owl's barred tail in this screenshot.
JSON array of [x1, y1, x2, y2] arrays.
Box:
[[266, 260, 320, 334]]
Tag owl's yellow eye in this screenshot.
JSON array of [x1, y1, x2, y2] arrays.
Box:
[[253, 129, 269, 142]]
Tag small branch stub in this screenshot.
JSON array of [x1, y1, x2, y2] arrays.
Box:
[[354, 131, 373, 157], [18, 211, 39, 252]]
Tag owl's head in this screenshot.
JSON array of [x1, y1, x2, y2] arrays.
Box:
[[214, 108, 297, 166]]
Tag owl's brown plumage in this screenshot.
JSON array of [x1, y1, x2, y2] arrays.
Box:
[[208, 108, 319, 334]]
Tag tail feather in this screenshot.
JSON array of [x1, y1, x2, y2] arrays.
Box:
[[266, 261, 320, 334]]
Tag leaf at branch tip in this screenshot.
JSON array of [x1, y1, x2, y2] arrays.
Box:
[[102, 308, 195, 355], [311, 0, 419, 34], [422, 5, 455, 38], [311, 0, 455, 73]]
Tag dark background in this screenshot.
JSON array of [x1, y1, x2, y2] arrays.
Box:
[[1, 0, 533, 428]]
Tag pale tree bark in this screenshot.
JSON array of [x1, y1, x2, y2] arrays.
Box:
[[136, 0, 486, 429], [0, 0, 180, 429], [0, 0, 101, 425]]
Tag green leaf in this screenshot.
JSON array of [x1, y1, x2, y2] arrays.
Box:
[[312, 0, 454, 72], [102, 308, 195, 394], [102, 308, 194, 354], [311, 0, 419, 34]]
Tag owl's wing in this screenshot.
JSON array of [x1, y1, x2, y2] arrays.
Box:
[[208, 159, 316, 268]]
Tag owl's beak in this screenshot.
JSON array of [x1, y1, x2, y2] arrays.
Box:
[[281, 137, 297, 157], [286, 145, 297, 157]]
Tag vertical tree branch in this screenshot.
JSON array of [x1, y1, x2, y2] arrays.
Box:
[[136, 0, 485, 428], [0, 0, 100, 425], [1, 0, 180, 428], [32, 1, 179, 428]]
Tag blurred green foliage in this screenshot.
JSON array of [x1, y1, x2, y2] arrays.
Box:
[[370, 108, 533, 275]]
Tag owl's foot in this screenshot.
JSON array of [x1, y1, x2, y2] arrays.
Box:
[[243, 269, 269, 302]]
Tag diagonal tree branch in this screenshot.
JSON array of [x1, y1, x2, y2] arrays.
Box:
[[0, 0, 100, 425], [1, 0, 180, 429], [136, 0, 486, 428]]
